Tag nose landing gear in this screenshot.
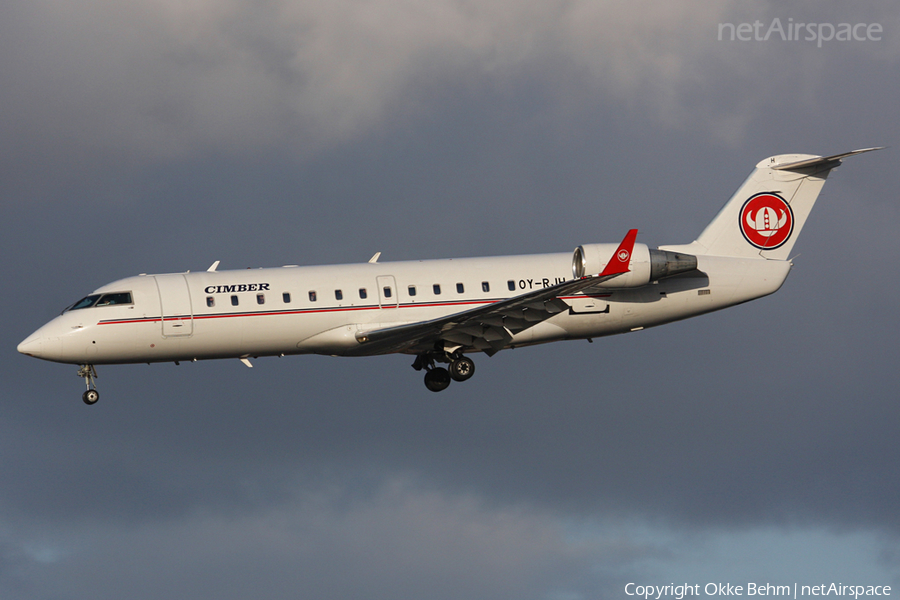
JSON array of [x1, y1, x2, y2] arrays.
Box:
[[413, 352, 476, 392], [78, 364, 99, 405]]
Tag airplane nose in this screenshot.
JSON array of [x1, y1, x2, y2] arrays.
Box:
[[17, 335, 43, 358]]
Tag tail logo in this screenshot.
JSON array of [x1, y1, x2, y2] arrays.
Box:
[[739, 193, 794, 250], [617, 249, 630, 262]]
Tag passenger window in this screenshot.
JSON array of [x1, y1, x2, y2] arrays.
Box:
[[408, 285, 417, 297], [231, 295, 239, 306], [335, 290, 343, 300], [309, 291, 317, 302], [359, 288, 368, 299], [207, 297, 215, 308], [257, 294, 265, 305], [433, 284, 441, 295], [456, 283, 464, 294], [508, 280, 516, 291], [383, 287, 392, 298], [482, 282, 490, 292], [283, 292, 291, 303]]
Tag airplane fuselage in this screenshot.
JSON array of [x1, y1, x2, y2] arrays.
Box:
[[18, 250, 790, 366]]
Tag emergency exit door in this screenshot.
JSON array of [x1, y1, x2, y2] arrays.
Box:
[[377, 275, 398, 308]]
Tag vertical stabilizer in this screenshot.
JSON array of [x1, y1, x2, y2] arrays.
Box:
[[671, 148, 880, 260]]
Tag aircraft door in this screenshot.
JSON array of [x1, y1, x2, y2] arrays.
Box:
[[154, 274, 194, 336], [376, 275, 398, 309]]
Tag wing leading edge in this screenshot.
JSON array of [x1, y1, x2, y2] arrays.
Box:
[[350, 230, 638, 356]]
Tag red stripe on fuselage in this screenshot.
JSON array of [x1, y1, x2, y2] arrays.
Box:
[[96, 298, 501, 326], [95, 292, 612, 327]]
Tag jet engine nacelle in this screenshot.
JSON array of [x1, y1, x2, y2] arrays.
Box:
[[572, 243, 697, 287]]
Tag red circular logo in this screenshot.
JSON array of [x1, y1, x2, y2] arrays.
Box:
[[739, 193, 793, 250]]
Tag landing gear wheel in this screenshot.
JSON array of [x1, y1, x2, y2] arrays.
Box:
[[449, 356, 475, 382], [77, 364, 99, 405], [424, 367, 451, 392]]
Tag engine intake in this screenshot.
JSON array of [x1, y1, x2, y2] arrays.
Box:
[[573, 244, 697, 287]]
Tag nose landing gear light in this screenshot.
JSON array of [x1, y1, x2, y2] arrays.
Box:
[[77, 364, 99, 405]]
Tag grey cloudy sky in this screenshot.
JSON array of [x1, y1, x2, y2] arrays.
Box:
[[2, 0, 899, 598]]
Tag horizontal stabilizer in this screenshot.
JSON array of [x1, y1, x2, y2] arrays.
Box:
[[772, 147, 884, 172]]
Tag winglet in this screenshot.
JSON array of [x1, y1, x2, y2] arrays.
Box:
[[598, 229, 638, 277]]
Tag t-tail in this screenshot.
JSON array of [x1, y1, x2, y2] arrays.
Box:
[[668, 148, 882, 260]]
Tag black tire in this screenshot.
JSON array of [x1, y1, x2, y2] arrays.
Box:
[[424, 367, 451, 392], [82, 389, 100, 405], [449, 356, 475, 382]]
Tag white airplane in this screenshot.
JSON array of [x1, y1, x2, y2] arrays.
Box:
[[18, 148, 880, 403]]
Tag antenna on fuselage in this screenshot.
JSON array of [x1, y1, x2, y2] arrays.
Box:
[[207, 260, 220, 272], [368, 252, 381, 263]]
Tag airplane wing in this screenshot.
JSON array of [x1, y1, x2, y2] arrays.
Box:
[[349, 230, 638, 356]]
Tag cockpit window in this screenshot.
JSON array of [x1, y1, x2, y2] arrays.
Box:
[[67, 292, 133, 311], [68, 295, 102, 310], [96, 292, 133, 306]]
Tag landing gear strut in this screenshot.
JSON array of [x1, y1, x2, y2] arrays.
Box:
[[413, 352, 476, 392], [78, 364, 99, 405]]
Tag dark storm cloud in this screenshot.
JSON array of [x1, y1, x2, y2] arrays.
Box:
[[2, 0, 900, 598], [9, 0, 884, 197]]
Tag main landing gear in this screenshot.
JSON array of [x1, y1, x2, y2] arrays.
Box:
[[413, 352, 476, 392], [78, 364, 99, 405]]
